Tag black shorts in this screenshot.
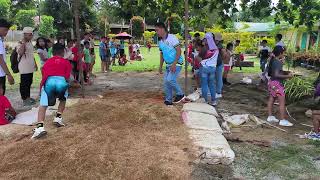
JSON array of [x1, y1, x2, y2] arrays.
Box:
[[0, 76, 5, 95], [120, 49, 125, 56]]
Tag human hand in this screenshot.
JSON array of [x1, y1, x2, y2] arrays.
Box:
[[158, 67, 163, 75], [170, 64, 176, 73], [7, 74, 14, 85]]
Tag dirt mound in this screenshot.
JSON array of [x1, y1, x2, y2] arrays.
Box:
[[0, 91, 194, 179]]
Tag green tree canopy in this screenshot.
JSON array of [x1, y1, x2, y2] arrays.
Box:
[[0, 0, 10, 19], [39, 15, 56, 37], [15, 9, 37, 29]]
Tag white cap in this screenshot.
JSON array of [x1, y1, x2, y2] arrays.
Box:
[[23, 27, 33, 34]]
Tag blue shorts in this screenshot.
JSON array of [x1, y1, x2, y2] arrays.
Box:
[[40, 76, 69, 107]]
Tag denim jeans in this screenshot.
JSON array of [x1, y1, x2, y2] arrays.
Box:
[[216, 64, 224, 94], [200, 66, 216, 102], [260, 58, 267, 72], [163, 65, 184, 102]]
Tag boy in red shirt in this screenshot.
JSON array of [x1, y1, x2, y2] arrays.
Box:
[[32, 43, 72, 139], [0, 84, 16, 125]]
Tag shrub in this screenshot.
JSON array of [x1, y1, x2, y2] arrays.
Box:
[[130, 16, 144, 38], [285, 77, 315, 101]]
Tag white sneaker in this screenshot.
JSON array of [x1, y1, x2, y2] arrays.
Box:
[[216, 93, 223, 99], [210, 101, 218, 106], [267, 116, 279, 123], [279, 119, 293, 127], [53, 117, 65, 127], [31, 127, 47, 139]]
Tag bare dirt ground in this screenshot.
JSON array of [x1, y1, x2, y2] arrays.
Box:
[[1, 71, 320, 179]]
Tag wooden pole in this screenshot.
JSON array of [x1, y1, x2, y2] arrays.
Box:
[[184, 0, 189, 93], [72, 0, 85, 98]]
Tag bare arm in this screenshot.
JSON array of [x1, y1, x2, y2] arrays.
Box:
[[274, 69, 292, 79], [0, 55, 11, 76], [38, 52, 46, 62], [159, 52, 164, 74]]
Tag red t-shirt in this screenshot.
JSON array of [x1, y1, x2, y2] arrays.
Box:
[[0, 96, 11, 125], [40, 56, 72, 88], [71, 47, 79, 62]]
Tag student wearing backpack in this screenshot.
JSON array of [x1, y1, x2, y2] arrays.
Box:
[[0, 19, 14, 95], [17, 27, 38, 106]]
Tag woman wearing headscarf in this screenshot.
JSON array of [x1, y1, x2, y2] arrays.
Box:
[[194, 33, 219, 106]]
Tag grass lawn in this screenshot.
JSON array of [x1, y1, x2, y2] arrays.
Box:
[[4, 47, 265, 90]]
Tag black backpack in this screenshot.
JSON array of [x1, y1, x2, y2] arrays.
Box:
[[10, 47, 20, 73]]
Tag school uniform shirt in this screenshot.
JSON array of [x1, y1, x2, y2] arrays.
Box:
[[260, 46, 271, 60], [0, 37, 6, 77], [18, 41, 35, 74], [158, 34, 183, 66], [40, 56, 72, 88], [99, 42, 106, 57], [276, 41, 285, 48], [0, 95, 12, 125], [64, 48, 74, 61]]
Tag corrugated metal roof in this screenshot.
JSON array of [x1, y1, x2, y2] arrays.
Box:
[[234, 22, 275, 32]]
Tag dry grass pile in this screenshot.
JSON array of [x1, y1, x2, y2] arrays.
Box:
[[0, 91, 193, 179]]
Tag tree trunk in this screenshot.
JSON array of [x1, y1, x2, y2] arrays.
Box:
[[184, 0, 189, 94], [72, 0, 85, 97]]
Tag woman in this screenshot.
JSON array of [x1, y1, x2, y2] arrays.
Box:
[[36, 37, 48, 68], [195, 33, 219, 106]]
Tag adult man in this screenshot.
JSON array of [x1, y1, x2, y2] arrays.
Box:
[[155, 22, 185, 106], [0, 19, 14, 94], [17, 27, 37, 106]]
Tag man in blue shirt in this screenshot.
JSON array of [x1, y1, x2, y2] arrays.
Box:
[[155, 22, 185, 106]]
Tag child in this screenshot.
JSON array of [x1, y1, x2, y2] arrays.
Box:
[[223, 43, 233, 86], [36, 37, 48, 68], [47, 39, 53, 58], [258, 40, 271, 72], [99, 37, 107, 72], [267, 46, 293, 127], [275, 34, 286, 49], [84, 41, 92, 82], [118, 54, 128, 66], [109, 38, 117, 66], [0, 84, 16, 125], [31, 43, 72, 138], [147, 41, 152, 53]]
